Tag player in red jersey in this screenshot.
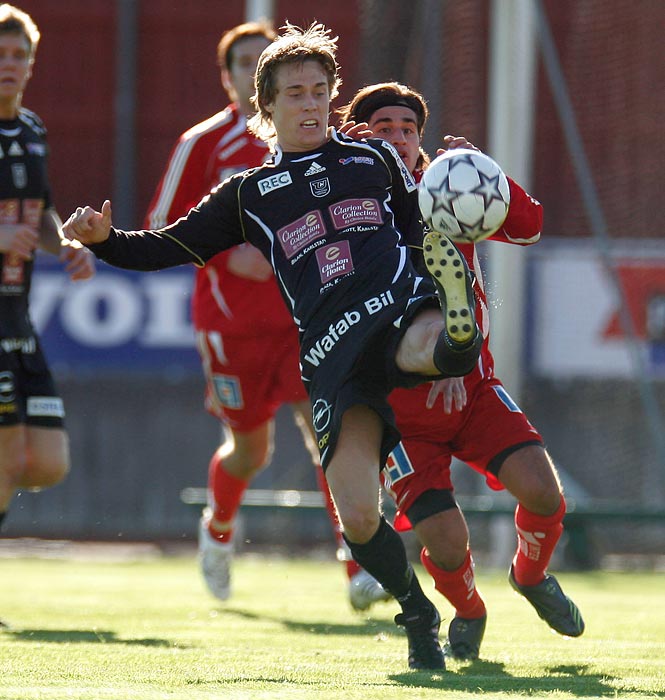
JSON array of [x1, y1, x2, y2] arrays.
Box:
[[0, 5, 94, 541], [144, 21, 388, 609], [338, 82, 584, 659]]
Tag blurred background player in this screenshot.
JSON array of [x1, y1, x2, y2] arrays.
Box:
[[338, 81, 584, 660], [0, 5, 94, 536], [144, 21, 388, 609]]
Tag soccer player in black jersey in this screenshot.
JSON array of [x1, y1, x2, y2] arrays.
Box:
[[64, 22, 482, 671], [0, 5, 95, 541]]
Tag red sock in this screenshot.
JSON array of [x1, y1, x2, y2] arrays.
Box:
[[316, 465, 361, 579], [207, 451, 248, 543], [421, 548, 486, 619], [512, 497, 566, 586]]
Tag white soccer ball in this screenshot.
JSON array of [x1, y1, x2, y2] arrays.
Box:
[[418, 148, 510, 243]]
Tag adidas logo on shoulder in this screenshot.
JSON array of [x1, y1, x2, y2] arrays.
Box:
[[304, 161, 326, 176]]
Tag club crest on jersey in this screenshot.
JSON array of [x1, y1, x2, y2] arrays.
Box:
[[310, 177, 330, 198], [11, 163, 27, 189], [257, 171, 292, 196]]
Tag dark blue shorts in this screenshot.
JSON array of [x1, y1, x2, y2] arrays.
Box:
[[300, 273, 440, 470], [0, 335, 65, 428]]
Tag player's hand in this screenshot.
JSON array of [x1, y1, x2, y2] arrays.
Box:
[[436, 135, 481, 156], [226, 243, 273, 281], [0, 224, 39, 260], [63, 199, 113, 246], [339, 120, 373, 140], [426, 377, 467, 413], [59, 238, 95, 281]]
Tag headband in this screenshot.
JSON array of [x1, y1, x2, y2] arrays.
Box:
[[352, 91, 426, 133]]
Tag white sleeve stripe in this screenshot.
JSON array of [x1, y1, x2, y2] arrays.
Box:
[[147, 138, 200, 228], [147, 110, 235, 228], [503, 231, 541, 244]]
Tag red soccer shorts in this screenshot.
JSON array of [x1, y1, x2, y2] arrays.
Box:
[[195, 324, 308, 433], [384, 377, 543, 531]]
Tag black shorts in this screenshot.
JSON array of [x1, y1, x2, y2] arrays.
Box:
[[0, 336, 65, 428], [301, 274, 440, 470]]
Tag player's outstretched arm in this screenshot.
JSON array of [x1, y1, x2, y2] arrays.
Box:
[[63, 200, 113, 246]]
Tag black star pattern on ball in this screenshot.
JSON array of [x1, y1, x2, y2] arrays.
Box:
[[469, 169, 507, 211], [428, 172, 462, 220]]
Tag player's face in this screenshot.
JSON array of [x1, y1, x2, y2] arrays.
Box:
[[0, 33, 32, 105], [225, 36, 271, 115], [367, 106, 421, 173], [266, 60, 330, 152]]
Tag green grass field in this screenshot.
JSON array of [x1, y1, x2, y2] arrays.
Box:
[[2, 549, 664, 699]]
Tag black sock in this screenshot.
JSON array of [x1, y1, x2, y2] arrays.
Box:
[[0, 511, 6, 531], [432, 327, 482, 376], [344, 517, 432, 614]]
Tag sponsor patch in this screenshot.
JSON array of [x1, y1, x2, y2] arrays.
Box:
[[212, 374, 243, 409], [312, 398, 332, 434], [303, 290, 395, 367], [339, 156, 374, 166], [22, 199, 43, 227], [1, 337, 36, 353], [315, 241, 353, 284], [0, 199, 19, 224], [27, 396, 65, 418], [329, 198, 382, 230], [382, 443, 415, 486], [1, 256, 24, 286], [257, 171, 292, 196], [277, 210, 326, 259], [11, 163, 27, 189]]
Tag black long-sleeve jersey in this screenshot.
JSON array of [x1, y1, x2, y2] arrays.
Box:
[[92, 129, 427, 342], [0, 108, 52, 340]]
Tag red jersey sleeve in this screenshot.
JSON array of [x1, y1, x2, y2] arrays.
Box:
[[143, 133, 212, 229], [486, 176, 543, 246]]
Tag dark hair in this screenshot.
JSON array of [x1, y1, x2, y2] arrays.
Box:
[[337, 82, 428, 136], [337, 82, 430, 170], [217, 19, 275, 71], [0, 3, 40, 56]]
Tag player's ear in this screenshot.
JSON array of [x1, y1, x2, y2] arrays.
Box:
[[221, 67, 233, 94]]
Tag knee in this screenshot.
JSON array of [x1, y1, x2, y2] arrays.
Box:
[[415, 509, 469, 570], [225, 441, 272, 480], [501, 447, 563, 515], [20, 455, 70, 490], [337, 503, 381, 544]]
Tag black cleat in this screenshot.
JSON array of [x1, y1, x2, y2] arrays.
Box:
[[394, 606, 446, 670], [509, 565, 585, 637], [444, 614, 486, 661], [423, 231, 482, 376]]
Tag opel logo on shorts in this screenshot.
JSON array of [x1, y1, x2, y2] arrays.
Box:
[[0, 371, 16, 403], [312, 398, 332, 434]]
